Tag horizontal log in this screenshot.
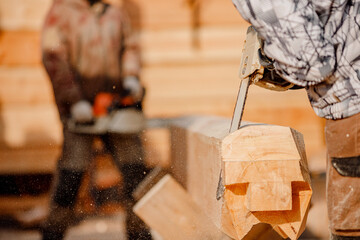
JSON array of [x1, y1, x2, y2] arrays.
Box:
[[0, 27, 247, 66], [0, 0, 190, 31], [0, 104, 62, 148], [0, 194, 49, 215], [0, 66, 54, 104], [0, 0, 246, 31], [0, 148, 59, 174], [169, 115, 312, 239], [0, 0, 51, 31], [0, 31, 41, 66], [200, 0, 248, 26]]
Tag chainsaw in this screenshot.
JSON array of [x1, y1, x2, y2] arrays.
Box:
[[67, 91, 145, 135], [229, 26, 295, 133]]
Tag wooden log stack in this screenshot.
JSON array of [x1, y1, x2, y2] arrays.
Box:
[[134, 115, 312, 240]]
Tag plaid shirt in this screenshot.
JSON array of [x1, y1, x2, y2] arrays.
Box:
[[232, 0, 360, 119], [42, 0, 141, 119]]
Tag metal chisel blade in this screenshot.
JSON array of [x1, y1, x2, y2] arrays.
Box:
[[229, 77, 250, 133]]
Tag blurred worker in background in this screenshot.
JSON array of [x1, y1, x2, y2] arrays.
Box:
[[232, 1, 360, 239], [41, 0, 152, 239]]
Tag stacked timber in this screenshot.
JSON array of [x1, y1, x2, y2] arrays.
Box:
[[134, 115, 312, 240]]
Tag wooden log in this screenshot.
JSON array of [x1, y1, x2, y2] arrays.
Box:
[[0, 31, 41, 66], [170, 115, 312, 240], [0, 147, 59, 174], [0, 104, 62, 148], [134, 174, 230, 240], [0, 0, 190, 31], [0, 66, 53, 104], [200, 0, 248, 26], [0, 0, 51, 31], [0, 194, 49, 215]]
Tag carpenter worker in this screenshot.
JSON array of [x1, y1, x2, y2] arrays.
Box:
[[231, 1, 360, 239], [41, 0, 152, 239]]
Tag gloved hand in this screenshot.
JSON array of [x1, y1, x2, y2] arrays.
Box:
[[253, 41, 303, 91], [70, 100, 93, 123], [123, 76, 144, 103]]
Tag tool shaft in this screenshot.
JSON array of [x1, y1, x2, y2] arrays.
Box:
[[229, 77, 250, 133]]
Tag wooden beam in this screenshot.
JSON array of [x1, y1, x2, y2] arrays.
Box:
[[0, 147, 59, 174], [0, 104, 62, 148], [0, 31, 41, 66], [133, 174, 230, 240], [0, 0, 51, 31], [169, 115, 312, 240], [0, 66, 53, 104], [0, 194, 49, 215]]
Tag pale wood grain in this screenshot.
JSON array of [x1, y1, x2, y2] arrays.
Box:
[[134, 174, 227, 240]]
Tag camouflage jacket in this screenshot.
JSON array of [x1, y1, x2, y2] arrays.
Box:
[[42, 0, 141, 119], [232, 0, 360, 119]]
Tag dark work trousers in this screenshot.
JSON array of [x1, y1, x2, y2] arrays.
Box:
[[325, 112, 360, 238], [41, 127, 152, 240]]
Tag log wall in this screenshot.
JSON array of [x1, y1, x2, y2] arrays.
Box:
[[0, 0, 325, 175]]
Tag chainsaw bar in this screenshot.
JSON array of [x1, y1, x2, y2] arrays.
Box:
[[229, 26, 262, 133], [229, 77, 250, 133]]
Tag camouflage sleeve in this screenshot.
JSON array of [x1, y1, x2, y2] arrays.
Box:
[[232, 0, 336, 87], [42, 15, 83, 117], [120, 9, 141, 78]]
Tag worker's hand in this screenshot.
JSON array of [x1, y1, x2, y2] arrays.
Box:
[[123, 76, 144, 102], [254, 69, 295, 91], [254, 45, 301, 91], [70, 100, 93, 123]]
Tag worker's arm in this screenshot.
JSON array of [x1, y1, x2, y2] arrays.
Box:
[[232, 0, 336, 87], [41, 16, 83, 118]]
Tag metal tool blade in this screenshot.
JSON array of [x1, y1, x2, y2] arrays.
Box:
[[229, 26, 263, 133], [229, 77, 250, 133]]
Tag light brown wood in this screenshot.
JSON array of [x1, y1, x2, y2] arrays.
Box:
[[223, 125, 311, 240], [0, 0, 51, 31], [132, 166, 168, 201], [170, 115, 312, 240], [0, 31, 41, 66], [0, 104, 62, 148], [134, 174, 228, 240], [200, 0, 248, 26], [0, 147, 59, 174], [0, 66, 53, 104], [0, 0, 246, 31], [0, 194, 49, 215]]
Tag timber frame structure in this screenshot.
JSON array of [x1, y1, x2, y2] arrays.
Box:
[[134, 115, 312, 240]]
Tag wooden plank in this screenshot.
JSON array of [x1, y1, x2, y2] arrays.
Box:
[[132, 0, 191, 30], [0, 0, 51, 31], [0, 0, 190, 31], [142, 63, 240, 118], [0, 194, 49, 215], [133, 174, 228, 240], [200, 0, 248, 26], [0, 147, 59, 174], [170, 115, 312, 240], [0, 66, 54, 104], [0, 31, 41, 66], [0, 29, 244, 67], [132, 166, 168, 201], [0, 104, 62, 148]]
